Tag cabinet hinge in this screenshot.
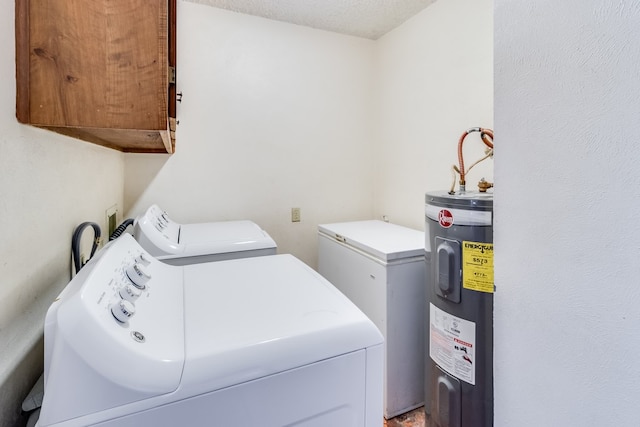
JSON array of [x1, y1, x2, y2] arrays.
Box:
[[169, 66, 176, 85]]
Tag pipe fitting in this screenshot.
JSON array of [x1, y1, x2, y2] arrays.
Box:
[[478, 178, 493, 193]]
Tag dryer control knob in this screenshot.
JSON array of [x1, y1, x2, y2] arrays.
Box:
[[111, 300, 135, 323], [119, 284, 142, 303], [125, 263, 151, 289]]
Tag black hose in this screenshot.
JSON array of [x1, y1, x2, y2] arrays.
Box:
[[71, 222, 101, 274], [109, 218, 135, 241]]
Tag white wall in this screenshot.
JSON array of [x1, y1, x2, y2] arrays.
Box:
[[373, 0, 493, 230], [124, 1, 376, 268], [0, 4, 125, 426], [494, 1, 640, 425]]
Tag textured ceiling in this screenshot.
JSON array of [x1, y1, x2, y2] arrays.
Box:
[[185, 0, 437, 40]]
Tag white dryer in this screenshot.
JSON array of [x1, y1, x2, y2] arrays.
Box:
[[133, 204, 277, 265], [36, 234, 383, 427]]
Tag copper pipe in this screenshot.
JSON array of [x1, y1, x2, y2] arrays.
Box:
[[481, 128, 494, 149], [457, 127, 494, 190]]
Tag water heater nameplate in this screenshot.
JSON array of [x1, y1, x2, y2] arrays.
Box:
[[429, 303, 476, 385], [462, 241, 494, 293]]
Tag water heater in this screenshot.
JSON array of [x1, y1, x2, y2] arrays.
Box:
[[425, 191, 493, 427]]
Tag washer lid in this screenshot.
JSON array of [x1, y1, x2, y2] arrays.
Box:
[[174, 220, 276, 258], [180, 254, 383, 397], [318, 220, 424, 262]]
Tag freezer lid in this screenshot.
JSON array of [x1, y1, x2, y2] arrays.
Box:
[[318, 220, 425, 262]]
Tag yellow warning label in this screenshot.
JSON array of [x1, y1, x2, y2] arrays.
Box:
[[462, 241, 494, 293]]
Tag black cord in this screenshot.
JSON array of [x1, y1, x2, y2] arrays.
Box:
[[71, 222, 101, 274], [109, 218, 135, 241]]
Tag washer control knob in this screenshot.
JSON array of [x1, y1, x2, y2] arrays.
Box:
[[125, 263, 151, 289], [135, 253, 152, 267], [119, 284, 142, 302], [111, 300, 135, 323]]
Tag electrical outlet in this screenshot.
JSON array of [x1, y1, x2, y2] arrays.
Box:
[[291, 207, 301, 223], [106, 204, 118, 237]]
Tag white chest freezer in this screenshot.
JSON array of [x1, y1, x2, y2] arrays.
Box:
[[318, 220, 427, 419], [133, 204, 276, 265], [36, 234, 383, 427]]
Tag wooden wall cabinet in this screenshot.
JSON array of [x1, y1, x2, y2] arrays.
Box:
[[15, 0, 177, 154]]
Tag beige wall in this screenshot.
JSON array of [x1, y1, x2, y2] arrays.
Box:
[[124, 2, 377, 268], [0, 4, 125, 426], [125, 0, 494, 267], [494, 0, 640, 424], [373, 0, 494, 230]]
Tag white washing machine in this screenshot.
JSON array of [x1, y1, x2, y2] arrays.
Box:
[[36, 234, 383, 427], [318, 220, 427, 419], [133, 204, 277, 265]]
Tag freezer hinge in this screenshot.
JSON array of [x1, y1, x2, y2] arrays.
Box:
[[334, 234, 346, 243]]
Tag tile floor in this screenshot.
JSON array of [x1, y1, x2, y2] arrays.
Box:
[[384, 406, 427, 427]]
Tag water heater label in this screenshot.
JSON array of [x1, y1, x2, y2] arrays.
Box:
[[429, 303, 476, 385], [438, 209, 454, 228], [462, 241, 494, 293]]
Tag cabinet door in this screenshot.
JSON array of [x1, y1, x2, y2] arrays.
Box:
[[16, 0, 176, 153]]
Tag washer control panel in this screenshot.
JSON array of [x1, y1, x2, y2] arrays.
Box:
[[87, 245, 156, 326], [49, 234, 185, 398], [143, 204, 180, 244], [133, 204, 183, 256], [106, 260, 149, 324]]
